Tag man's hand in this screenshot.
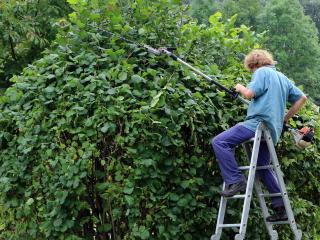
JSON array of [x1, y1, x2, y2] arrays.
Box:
[[235, 83, 245, 92], [235, 84, 254, 100], [284, 95, 308, 123]]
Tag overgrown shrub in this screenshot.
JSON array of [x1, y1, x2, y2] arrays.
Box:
[[0, 0, 319, 239]]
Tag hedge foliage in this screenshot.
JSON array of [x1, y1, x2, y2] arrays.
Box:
[[0, 0, 319, 239]]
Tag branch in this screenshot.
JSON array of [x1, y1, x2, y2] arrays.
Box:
[[35, 0, 40, 17], [8, 34, 18, 61]]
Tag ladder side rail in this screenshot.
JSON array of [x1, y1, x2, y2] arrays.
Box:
[[254, 179, 279, 240], [242, 141, 279, 240], [236, 124, 263, 238], [262, 125, 302, 239], [212, 182, 228, 240]]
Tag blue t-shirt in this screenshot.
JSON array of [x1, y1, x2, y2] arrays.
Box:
[[240, 66, 304, 143]]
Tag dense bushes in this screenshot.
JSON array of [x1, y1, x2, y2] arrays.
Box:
[[0, 0, 319, 239]]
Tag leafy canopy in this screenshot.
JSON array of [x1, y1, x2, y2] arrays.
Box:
[[0, 0, 71, 88]]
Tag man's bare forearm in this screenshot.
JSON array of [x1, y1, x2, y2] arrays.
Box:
[[284, 95, 308, 123], [235, 83, 254, 99]]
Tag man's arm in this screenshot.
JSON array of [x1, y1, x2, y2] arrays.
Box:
[[284, 95, 308, 123], [235, 83, 254, 100]]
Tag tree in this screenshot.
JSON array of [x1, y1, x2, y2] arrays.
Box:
[[0, 0, 71, 89], [190, 0, 261, 28], [300, 0, 320, 35], [217, 0, 261, 28], [257, 0, 320, 103], [189, 0, 220, 24]]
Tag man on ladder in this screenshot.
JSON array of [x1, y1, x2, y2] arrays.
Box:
[[211, 49, 307, 236]]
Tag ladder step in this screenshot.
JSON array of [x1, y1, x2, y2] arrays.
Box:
[[219, 224, 241, 228], [259, 193, 282, 197], [238, 166, 250, 170], [269, 220, 289, 225], [239, 165, 274, 170], [228, 194, 246, 199], [243, 137, 265, 143], [243, 137, 255, 143]]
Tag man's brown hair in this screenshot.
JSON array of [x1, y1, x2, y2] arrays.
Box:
[[244, 49, 275, 71]]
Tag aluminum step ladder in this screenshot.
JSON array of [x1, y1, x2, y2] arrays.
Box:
[[211, 123, 302, 240]]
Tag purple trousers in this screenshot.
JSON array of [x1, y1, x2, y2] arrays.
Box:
[[211, 124, 284, 208]]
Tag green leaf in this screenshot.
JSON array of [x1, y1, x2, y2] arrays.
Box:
[[98, 223, 112, 232], [140, 158, 154, 166], [181, 180, 189, 189], [67, 0, 78, 5], [125, 195, 134, 206], [107, 88, 117, 95], [44, 86, 55, 93], [54, 219, 62, 227], [177, 198, 188, 207], [131, 74, 144, 83], [169, 193, 179, 202], [123, 186, 134, 194], [138, 28, 146, 35], [118, 72, 127, 81], [150, 91, 163, 108], [26, 198, 34, 206], [69, 12, 77, 21], [209, 12, 222, 25], [139, 226, 150, 240], [100, 123, 116, 133]]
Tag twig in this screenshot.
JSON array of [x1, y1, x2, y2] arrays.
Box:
[[9, 34, 17, 61]]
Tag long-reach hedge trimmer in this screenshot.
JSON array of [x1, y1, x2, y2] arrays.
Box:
[[93, 26, 315, 149]]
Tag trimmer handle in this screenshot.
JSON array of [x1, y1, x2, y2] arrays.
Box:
[[292, 115, 303, 122], [230, 88, 239, 99], [283, 123, 289, 132], [166, 47, 177, 51]]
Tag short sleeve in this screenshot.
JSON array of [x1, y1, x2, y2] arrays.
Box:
[[247, 68, 268, 98], [288, 81, 303, 104]]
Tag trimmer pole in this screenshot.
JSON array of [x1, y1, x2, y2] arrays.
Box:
[[159, 48, 250, 105]]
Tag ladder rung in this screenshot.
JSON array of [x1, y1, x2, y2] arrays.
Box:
[[243, 137, 255, 143], [238, 166, 250, 170], [238, 165, 274, 170], [228, 194, 246, 199], [270, 220, 289, 225], [257, 165, 274, 170], [243, 137, 266, 143], [259, 193, 282, 197], [219, 224, 241, 228]]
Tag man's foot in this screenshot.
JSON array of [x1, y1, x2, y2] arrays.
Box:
[[220, 181, 247, 197], [266, 206, 288, 222]]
